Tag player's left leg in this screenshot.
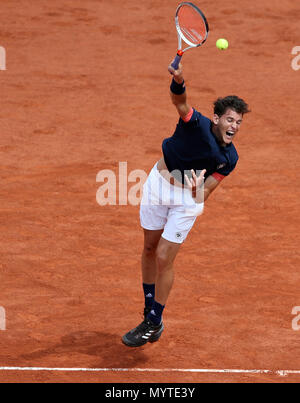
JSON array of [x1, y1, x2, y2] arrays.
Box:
[[122, 238, 181, 348], [153, 237, 181, 306], [142, 228, 163, 318], [122, 162, 204, 347], [142, 228, 163, 284], [144, 204, 199, 329]]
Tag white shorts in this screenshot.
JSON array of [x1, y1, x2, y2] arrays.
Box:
[[140, 163, 204, 244]]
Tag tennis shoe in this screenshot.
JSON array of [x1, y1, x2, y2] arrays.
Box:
[[122, 318, 164, 347]]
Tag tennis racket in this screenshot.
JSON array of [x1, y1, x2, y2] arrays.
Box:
[[170, 2, 209, 71]]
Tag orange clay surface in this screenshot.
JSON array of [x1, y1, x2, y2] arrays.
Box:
[[0, 0, 300, 383]]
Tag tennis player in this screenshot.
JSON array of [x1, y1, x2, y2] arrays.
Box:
[[122, 62, 250, 347]]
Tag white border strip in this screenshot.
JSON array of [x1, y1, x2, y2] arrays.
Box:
[[0, 367, 298, 377]]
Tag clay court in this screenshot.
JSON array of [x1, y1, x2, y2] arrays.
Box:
[[0, 0, 300, 383]]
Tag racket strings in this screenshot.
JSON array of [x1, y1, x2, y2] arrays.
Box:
[[177, 6, 207, 45]]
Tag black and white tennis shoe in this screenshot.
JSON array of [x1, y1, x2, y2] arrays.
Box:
[[122, 318, 164, 347]]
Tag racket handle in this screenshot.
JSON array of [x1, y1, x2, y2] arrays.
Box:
[[171, 51, 183, 70]]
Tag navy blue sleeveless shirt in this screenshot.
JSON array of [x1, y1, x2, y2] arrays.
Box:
[[162, 108, 239, 184]]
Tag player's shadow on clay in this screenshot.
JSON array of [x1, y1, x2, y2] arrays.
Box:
[[20, 331, 148, 368]]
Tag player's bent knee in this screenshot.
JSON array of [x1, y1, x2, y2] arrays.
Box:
[[155, 248, 177, 272], [155, 254, 170, 272], [143, 244, 157, 256], [143, 229, 163, 256]]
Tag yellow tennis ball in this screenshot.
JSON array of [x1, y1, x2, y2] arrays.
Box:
[[216, 38, 229, 50]]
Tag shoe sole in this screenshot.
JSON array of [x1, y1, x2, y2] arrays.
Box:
[[122, 323, 164, 347]]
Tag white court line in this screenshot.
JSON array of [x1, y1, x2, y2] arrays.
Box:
[[0, 367, 298, 377]]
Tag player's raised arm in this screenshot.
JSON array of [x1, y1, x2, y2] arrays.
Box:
[[168, 63, 192, 120]]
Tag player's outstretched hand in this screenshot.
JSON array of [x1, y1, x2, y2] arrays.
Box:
[[185, 169, 206, 202], [168, 62, 184, 82]]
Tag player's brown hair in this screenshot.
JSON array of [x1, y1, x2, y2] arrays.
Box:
[[214, 95, 250, 117]]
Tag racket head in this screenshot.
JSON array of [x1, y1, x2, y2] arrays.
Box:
[[175, 2, 209, 49]]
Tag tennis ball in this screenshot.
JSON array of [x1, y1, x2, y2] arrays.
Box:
[[216, 38, 229, 50]]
